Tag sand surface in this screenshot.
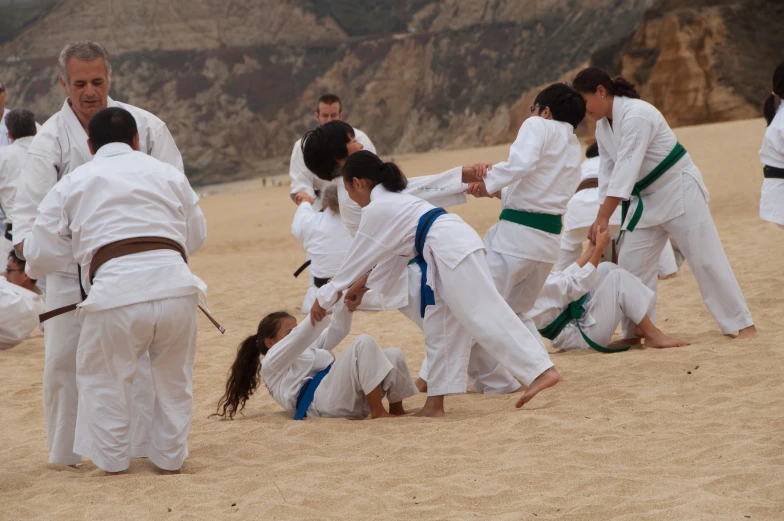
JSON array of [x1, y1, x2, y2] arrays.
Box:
[[1, 118, 783, 520]]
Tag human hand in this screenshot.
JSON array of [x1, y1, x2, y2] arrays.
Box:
[[588, 215, 610, 243], [294, 192, 314, 205], [310, 299, 327, 325], [595, 228, 611, 252]]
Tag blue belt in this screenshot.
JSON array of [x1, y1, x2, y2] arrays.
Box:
[[414, 208, 447, 318], [293, 364, 332, 420]]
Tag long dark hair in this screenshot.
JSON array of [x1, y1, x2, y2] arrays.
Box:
[[573, 67, 640, 99], [764, 62, 784, 126], [213, 311, 294, 419], [343, 150, 408, 193]]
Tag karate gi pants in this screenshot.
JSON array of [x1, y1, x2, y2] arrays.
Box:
[[555, 263, 654, 350], [310, 335, 418, 419], [421, 250, 553, 396], [618, 175, 753, 336], [72, 294, 198, 472], [42, 273, 154, 465]]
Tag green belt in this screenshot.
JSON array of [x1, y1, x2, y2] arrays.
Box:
[[538, 294, 630, 354], [619, 142, 687, 241], [499, 208, 562, 234]]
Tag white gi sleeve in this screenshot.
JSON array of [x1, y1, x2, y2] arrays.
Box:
[[597, 140, 615, 201], [181, 177, 207, 256], [403, 166, 467, 208], [313, 301, 353, 352], [606, 117, 654, 200], [484, 117, 546, 194], [23, 184, 73, 280], [0, 152, 15, 222], [355, 130, 376, 154], [291, 202, 317, 244], [289, 141, 316, 198], [11, 133, 61, 246], [552, 262, 601, 302], [149, 123, 185, 173], [365, 252, 410, 296], [0, 282, 41, 349]]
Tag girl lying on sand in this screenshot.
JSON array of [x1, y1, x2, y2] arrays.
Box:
[[214, 300, 418, 420]]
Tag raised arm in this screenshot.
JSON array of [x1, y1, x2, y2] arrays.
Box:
[[289, 140, 316, 201], [312, 301, 353, 352], [403, 166, 468, 208], [261, 315, 331, 385], [291, 200, 318, 244]]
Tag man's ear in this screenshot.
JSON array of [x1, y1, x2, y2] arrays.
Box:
[[132, 133, 141, 151]]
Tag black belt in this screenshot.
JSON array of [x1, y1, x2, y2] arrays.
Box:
[[3, 223, 10, 242], [293, 260, 311, 278], [764, 165, 784, 179], [313, 276, 330, 288]]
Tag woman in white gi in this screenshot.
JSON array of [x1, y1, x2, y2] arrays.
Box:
[[531, 229, 688, 351], [572, 67, 755, 339], [311, 151, 561, 417], [291, 185, 382, 313], [760, 62, 784, 229], [555, 142, 681, 278], [214, 302, 418, 420]]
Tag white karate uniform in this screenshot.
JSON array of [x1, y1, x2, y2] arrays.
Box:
[[261, 302, 418, 419], [0, 136, 34, 256], [317, 185, 553, 396], [530, 262, 654, 350], [0, 108, 11, 148], [0, 278, 44, 349], [291, 201, 383, 313], [598, 96, 752, 336], [11, 97, 184, 466], [556, 156, 681, 277], [24, 143, 206, 472], [289, 128, 375, 205], [760, 103, 784, 226]]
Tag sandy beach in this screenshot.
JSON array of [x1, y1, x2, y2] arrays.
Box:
[[1, 117, 783, 520]]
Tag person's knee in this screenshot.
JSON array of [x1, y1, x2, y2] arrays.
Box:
[[354, 334, 382, 355], [383, 347, 408, 370]]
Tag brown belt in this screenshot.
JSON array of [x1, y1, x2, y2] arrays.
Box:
[[39, 236, 225, 333], [575, 178, 599, 193]]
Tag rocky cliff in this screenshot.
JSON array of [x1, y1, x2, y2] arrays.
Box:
[[4, 0, 778, 185]]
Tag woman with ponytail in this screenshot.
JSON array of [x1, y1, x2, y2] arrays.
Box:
[[759, 62, 784, 228], [214, 302, 418, 420], [310, 150, 562, 417], [572, 67, 755, 339]]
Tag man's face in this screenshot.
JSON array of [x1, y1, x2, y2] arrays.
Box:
[[315, 102, 343, 125], [60, 57, 110, 123], [4, 257, 27, 287], [0, 82, 7, 113]]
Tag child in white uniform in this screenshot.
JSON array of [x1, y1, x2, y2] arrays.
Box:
[[214, 302, 418, 420]]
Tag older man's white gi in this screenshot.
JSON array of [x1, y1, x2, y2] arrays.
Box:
[[530, 262, 653, 350], [598, 96, 752, 336], [0, 277, 44, 350], [760, 103, 784, 227], [262, 302, 417, 419], [291, 200, 383, 313], [556, 155, 681, 277], [24, 143, 206, 472], [0, 135, 34, 255], [12, 97, 183, 466], [289, 128, 375, 208], [317, 186, 553, 396]]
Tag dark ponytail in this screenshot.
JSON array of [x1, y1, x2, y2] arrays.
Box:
[[573, 67, 640, 99], [763, 62, 784, 126], [343, 150, 408, 193], [213, 311, 294, 419]]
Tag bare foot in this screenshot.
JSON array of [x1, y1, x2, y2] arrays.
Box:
[[732, 325, 757, 339], [608, 338, 641, 349], [413, 396, 445, 418], [370, 409, 395, 419], [389, 402, 407, 416], [415, 378, 427, 393], [158, 469, 181, 475], [515, 367, 562, 408], [644, 331, 689, 348]]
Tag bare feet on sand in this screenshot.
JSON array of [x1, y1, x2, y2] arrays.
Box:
[[644, 331, 689, 348], [730, 325, 757, 339], [388, 402, 408, 416], [413, 396, 445, 418], [515, 367, 562, 408]]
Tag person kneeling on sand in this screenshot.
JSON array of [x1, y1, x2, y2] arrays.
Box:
[[530, 229, 689, 352], [215, 300, 418, 421]]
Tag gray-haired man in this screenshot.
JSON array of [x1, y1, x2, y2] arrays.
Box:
[[13, 41, 184, 467]]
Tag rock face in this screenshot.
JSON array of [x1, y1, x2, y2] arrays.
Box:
[[5, 0, 780, 185], [600, 0, 784, 128]]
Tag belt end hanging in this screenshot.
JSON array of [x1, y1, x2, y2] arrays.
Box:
[[198, 304, 226, 334]]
